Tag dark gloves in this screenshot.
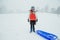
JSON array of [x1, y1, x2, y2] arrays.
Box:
[[36, 19, 38, 22], [28, 19, 29, 22]]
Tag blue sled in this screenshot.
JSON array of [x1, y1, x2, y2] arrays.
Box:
[[36, 30, 58, 40]]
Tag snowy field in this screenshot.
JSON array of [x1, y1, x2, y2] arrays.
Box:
[[0, 12, 60, 40]]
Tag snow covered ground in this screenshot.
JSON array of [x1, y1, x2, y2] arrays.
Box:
[[0, 12, 60, 40]]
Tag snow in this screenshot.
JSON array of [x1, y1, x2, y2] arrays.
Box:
[[0, 12, 60, 40]]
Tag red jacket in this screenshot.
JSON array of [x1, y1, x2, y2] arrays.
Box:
[[29, 10, 36, 21]]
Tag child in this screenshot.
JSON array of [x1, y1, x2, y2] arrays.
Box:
[[28, 6, 38, 33]]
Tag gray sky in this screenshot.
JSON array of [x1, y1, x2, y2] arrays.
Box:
[[0, 0, 60, 11]]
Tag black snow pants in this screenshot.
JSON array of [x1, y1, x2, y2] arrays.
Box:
[[30, 20, 36, 32]]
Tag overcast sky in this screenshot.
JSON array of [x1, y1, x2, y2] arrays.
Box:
[[0, 0, 60, 11]]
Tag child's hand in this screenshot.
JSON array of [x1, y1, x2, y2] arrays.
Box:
[[28, 19, 29, 22], [36, 19, 38, 22]]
